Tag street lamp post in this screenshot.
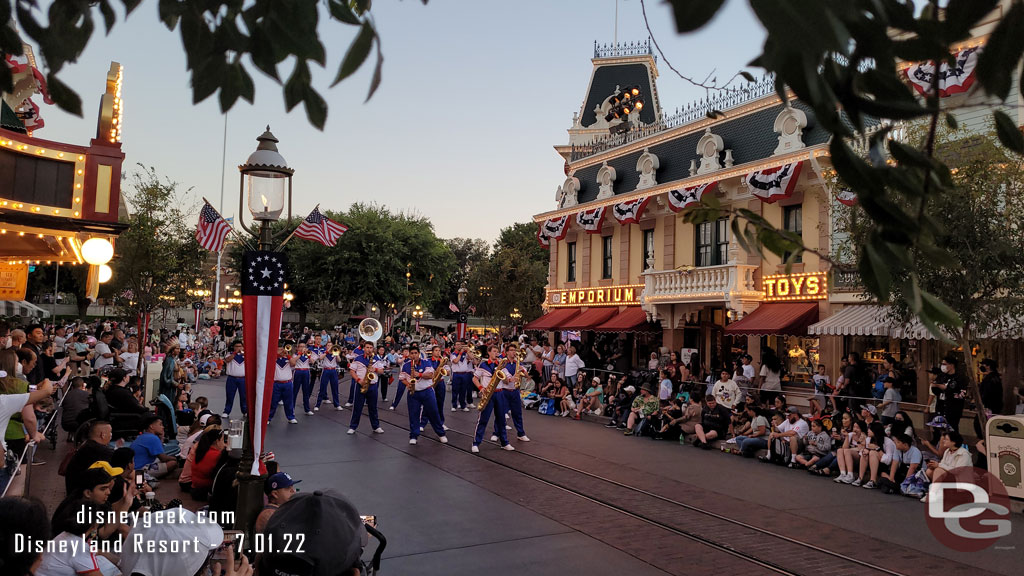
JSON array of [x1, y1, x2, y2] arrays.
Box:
[[233, 127, 294, 542]]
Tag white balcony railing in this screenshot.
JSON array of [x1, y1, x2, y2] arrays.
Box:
[[642, 264, 761, 309]]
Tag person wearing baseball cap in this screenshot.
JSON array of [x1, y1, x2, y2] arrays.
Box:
[[258, 490, 368, 576], [255, 472, 302, 533]]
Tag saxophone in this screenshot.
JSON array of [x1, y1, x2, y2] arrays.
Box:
[[405, 359, 420, 394], [477, 357, 508, 412], [430, 356, 450, 388]]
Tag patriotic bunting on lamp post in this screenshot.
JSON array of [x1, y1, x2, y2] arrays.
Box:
[[746, 162, 803, 204], [241, 250, 288, 476]]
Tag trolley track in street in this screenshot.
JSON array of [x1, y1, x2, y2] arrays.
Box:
[[370, 409, 910, 576]]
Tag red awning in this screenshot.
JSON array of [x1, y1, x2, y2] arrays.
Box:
[[593, 307, 656, 332], [561, 307, 617, 330], [723, 302, 819, 336], [525, 308, 581, 331]]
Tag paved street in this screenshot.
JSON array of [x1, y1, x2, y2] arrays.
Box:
[[189, 378, 1022, 576]]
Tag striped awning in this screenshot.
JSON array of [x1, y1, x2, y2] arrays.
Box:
[[807, 305, 891, 337], [0, 300, 51, 318]]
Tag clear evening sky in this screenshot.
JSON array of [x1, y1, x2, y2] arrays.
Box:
[[34, 0, 764, 242]]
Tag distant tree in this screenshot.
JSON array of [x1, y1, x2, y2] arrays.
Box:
[[841, 127, 1024, 425], [430, 237, 489, 318], [467, 222, 548, 332]]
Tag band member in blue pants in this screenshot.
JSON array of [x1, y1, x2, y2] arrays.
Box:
[[472, 345, 512, 453], [222, 340, 246, 418], [449, 341, 474, 411], [268, 345, 297, 424], [348, 342, 384, 435], [315, 347, 344, 410], [291, 342, 316, 416], [498, 357, 530, 443], [419, 345, 448, 431], [400, 344, 447, 445]]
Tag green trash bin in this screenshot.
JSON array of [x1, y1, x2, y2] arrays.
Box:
[[987, 415, 1024, 499]]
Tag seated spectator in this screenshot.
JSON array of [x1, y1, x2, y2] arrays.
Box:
[[0, 496, 51, 576], [854, 422, 897, 489], [60, 377, 91, 435], [879, 432, 923, 496], [258, 491, 366, 576], [119, 507, 240, 576], [732, 404, 770, 457], [711, 369, 741, 409], [104, 368, 149, 415], [891, 410, 916, 440], [190, 429, 228, 500], [654, 398, 684, 440], [539, 374, 562, 398], [38, 499, 106, 576], [796, 418, 832, 469], [179, 416, 223, 493], [770, 405, 806, 463], [63, 420, 115, 494], [921, 430, 972, 503], [556, 379, 574, 417], [623, 386, 660, 436], [254, 472, 302, 533], [575, 376, 604, 417], [810, 412, 854, 477], [605, 385, 636, 428], [835, 420, 869, 484], [130, 414, 179, 480], [194, 395, 212, 420], [107, 447, 148, 511], [692, 394, 731, 448], [859, 403, 878, 427]]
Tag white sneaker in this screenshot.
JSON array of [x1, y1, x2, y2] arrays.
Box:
[[439, 436, 449, 444], [463, 407, 470, 412], [305, 411, 314, 416], [420, 426, 425, 432], [517, 435, 530, 442], [451, 407, 457, 412], [388, 406, 395, 411], [561, 411, 569, 417], [345, 402, 353, 407], [443, 425, 450, 431], [506, 425, 512, 430], [347, 429, 356, 435], [834, 474, 847, 484], [336, 405, 344, 411], [502, 444, 515, 451], [490, 435, 499, 442], [220, 413, 229, 419], [288, 419, 298, 424], [279, 400, 284, 405], [314, 407, 320, 412], [471, 445, 480, 453], [467, 404, 475, 408], [409, 439, 417, 445], [374, 428, 384, 434]]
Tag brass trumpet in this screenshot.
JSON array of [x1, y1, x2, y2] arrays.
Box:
[[331, 345, 342, 357], [467, 347, 482, 362], [284, 343, 293, 353]]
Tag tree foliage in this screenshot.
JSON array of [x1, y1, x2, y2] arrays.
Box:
[[2, 0, 426, 129], [466, 222, 548, 331], [429, 237, 489, 318], [110, 166, 208, 319], [233, 202, 454, 325]]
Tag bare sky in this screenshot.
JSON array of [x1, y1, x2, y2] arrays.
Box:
[[34, 0, 764, 242]]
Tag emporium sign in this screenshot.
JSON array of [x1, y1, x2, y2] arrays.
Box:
[[762, 272, 828, 302], [549, 284, 644, 307]]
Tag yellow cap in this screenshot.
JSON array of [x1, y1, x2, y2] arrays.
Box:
[[88, 460, 124, 477]]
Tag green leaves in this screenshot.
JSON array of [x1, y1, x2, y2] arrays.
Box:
[[665, 0, 726, 33], [994, 110, 1024, 154], [975, 0, 1024, 100], [332, 21, 375, 87], [45, 73, 83, 117]]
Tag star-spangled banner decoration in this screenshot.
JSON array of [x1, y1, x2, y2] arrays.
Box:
[[905, 46, 980, 98], [612, 197, 651, 225], [241, 250, 288, 475], [746, 162, 803, 204], [575, 206, 606, 234], [667, 182, 717, 212]]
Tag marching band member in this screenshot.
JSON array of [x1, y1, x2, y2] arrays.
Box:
[[376, 345, 391, 402], [221, 340, 246, 419], [344, 347, 358, 407], [291, 342, 317, 416], [388, 346, 410, 410], [400, 344, 448, 445], [498, 353, 530, 443], [450, 341, 474, 412], [348, 341, 384, 435], [472, 345, 512, 453], [419, 345, 448, 431], [268, 344, 298, 424], [315, 345, 344, 411]]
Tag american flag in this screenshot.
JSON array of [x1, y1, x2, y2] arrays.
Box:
[[449, 302, 459, 313], [196, 201, 232, 252], [294, 206, 348, 247]]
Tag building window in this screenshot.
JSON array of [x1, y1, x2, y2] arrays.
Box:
[[602, 235, 613, 279], [784, 205, 803, 263], [696, 218, 729, 267], [642, 229, 655, 270], [567, 242, 577, 283]]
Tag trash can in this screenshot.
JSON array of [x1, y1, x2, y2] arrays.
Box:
[[987, 415, 1024, 499]]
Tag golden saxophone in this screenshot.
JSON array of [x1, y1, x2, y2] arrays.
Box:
[[477, 357, 508, 412], [430, 356, 450, 388], [513, 346, 528, 390], [405, 359, 420, 394]]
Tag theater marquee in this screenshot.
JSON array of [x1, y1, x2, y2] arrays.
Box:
[[548, 284, 644, 307], [762, 271, 828, 302]]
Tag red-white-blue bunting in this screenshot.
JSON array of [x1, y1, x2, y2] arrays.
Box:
[[746, 162, 802, 204], [576, 206, 606, 234], [837, 189, 857, 207], [905, 47, 980, 98], [667, 182, 717, 212], [537, 214, 571, 249], [612, 197, 651, 225]]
